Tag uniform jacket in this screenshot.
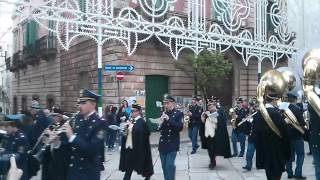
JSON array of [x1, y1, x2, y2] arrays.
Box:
[[287, 104, 305, 140], [66, 112, 105, 180], [309, 102, 320, 150], [188, 105, 203, 127], [158, 109, 184, 154], [2, 130, 29, 180], [235, 108, 248, 134], [254, 106, 291, 177]]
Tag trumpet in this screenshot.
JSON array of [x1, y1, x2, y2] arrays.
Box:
[[30, 116, 75, 163]]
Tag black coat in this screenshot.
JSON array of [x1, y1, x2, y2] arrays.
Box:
[[254, 107, 291, 177], [235, 108, 248, 134], [200, 111, 231, 158], [309, 102, 320, 150], [119, 117, 154, 177], [2, 130, 30, 180], [287, 104, 305, 140], [41, 135, 69, 180], [188, 105, 203, 127]]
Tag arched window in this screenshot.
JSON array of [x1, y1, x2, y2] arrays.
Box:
[[21, 95, 27, 111]]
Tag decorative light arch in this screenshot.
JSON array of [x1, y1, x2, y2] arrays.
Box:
[[0, 0, 297, 116]]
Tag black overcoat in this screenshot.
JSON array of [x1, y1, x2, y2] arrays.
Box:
[[200, 111, 231, 158], [254, 107, 291, 177], [119, 117, 154, 177]]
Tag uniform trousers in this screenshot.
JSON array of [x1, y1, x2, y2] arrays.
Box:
[[286, 138, 305, 177], [160, 151, 177, 180], [313, 148, 320, 180]]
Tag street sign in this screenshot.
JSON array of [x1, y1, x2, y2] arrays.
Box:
[[104, 65, 134, 72], [116, 72, 124, 81]]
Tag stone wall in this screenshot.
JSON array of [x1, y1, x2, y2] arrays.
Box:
[[11, 55, 61, 111], [60, 38, 194, 112]]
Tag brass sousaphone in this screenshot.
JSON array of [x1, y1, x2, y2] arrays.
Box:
[[277, 67, 305, 134], [302, 49, 320, 117], [257, 70, 287, 137]]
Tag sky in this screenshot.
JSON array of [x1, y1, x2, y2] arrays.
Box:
[[0, 0, 14, 49]]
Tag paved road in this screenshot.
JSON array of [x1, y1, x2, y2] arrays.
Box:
[[31, 128, 316, 180], [101, 142, 315, 180]]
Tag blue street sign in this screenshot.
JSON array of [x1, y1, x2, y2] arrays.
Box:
[[104, 65, 135, 72]]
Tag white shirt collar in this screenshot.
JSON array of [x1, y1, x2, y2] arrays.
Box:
[[84, 111, 96, 120], [134, 115, 141, 121]]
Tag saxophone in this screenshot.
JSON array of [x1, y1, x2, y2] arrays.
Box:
[[183, 104, 191, 127]]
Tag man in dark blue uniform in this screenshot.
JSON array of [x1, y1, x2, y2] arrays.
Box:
[[231, 98, 248, 157], [60, 89, 106, 180], [158, 94, 183, 180], [309, 94, 320, 180], [2, 115, 29, 180], [187, 96, 203, 154], [285, 92, 306, 179]]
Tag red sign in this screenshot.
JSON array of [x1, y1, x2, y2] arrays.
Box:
[[116, 72, 124, 81]]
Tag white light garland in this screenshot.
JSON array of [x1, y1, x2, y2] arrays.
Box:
[[2, 0, 296, 66]]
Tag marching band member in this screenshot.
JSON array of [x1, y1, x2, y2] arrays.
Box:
[[2, 115, 29, 180], [285, 92, 307, 179], [119, 104, 153, 180], [187, 96, 203, 154], [158, 94, 183, 180], [60, 89, 106, 180], [231, 98, 248, 157], [41, 109, 69, 180], [254, 92, 291, 180], [200, 101, 231, 169], [302, 49, 320, 180]]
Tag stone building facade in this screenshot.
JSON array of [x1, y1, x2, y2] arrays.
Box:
[[7, 0, 289, 118]]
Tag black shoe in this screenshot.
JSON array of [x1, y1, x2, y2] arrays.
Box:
[[307, 152, 312, 155], [191, 150, 197, 154], [293, 175, 307, 179], [238, 154, 244, 157], [242, 166, 251, 171], [209, 163, 216, 170], [288, 175, 293, 179]]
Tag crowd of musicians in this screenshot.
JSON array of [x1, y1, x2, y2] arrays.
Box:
[[0, 52, 319, 180]]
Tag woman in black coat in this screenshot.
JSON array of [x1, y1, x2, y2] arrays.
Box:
[[200, 102, 231, 169]]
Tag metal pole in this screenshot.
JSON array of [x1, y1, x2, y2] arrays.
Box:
[[97, 0, 103, 117], [258, 60, 262, 82], [117, 80, 120, 105]]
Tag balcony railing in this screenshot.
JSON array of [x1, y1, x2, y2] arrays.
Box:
[[23, 43, 38, 64], [7, 51, 23, 72], [35, 35, 57, 59]]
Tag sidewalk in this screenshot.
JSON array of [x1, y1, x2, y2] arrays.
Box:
[[101, 142, 316, 180]]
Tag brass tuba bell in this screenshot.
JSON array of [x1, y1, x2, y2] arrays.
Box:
[[302, 49, 320, 117], [277, 68, 305, 134], [257, 70, 287, 137]]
